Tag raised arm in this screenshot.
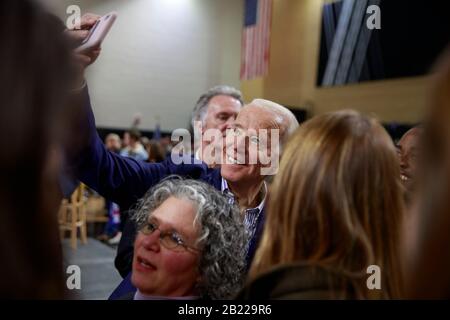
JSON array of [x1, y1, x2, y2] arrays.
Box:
[[63, 13, 169, 209], [65, 14, 208, 209], [74, 87, 171, 209]]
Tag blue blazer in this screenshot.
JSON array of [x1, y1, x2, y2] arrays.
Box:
[[74, 89, 265, 299]]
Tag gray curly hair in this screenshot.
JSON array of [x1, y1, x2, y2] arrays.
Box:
[[191, 85, 244, 129], [132, 176, 248, 299]]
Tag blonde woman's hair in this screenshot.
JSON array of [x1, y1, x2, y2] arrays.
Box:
[[250, 110, 405, 298]]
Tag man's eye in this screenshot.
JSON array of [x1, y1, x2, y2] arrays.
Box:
[[250, 136, 259, 145], [233, 128, 242, 136]]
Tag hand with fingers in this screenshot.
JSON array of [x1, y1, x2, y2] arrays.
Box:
[[65, 13, 102, 88]]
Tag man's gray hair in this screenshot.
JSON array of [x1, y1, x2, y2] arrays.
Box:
[[132, 177, 248, 299], [191, 85, 244, 129], [250, 98, 300, 147]]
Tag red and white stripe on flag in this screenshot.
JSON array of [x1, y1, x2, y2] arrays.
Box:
[[240, 0, 272, 81]]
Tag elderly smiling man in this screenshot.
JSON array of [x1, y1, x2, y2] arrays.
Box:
[[77, 89, 298, 267], [69, 14, 299, 297]]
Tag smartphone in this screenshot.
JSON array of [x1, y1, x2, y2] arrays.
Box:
[[75, 12, 117, 53]]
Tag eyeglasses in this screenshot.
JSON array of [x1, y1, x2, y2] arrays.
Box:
[[139, 220, 199, 253]]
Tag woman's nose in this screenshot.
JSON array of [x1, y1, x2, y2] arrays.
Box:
[[141, 230, 161, 252]]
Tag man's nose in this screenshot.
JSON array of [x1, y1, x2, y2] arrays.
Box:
[[235, 134, 250, 163], [399, 153, 408, 169], [220, 117, 236, 133], [235, 133, 248, 149], [225, 117, 235, 128], [141, 230, 161, 252]]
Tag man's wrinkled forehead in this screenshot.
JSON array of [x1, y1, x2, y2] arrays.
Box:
[[236, 104, 284, 130], [207, 95, 242, 112], [399, 128, 422, 148]]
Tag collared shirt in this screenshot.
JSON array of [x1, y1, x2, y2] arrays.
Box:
[[221, 178, 266, 242], [194, 148, 201, 161]]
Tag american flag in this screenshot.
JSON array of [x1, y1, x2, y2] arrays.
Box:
[[240, 0, 272, 80]]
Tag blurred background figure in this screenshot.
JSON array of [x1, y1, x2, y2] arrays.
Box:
[[121, 131, 130, 150], [97, 133, 123, 244], [159, 136, 173, 157], [241, 111, 405, 299], [105, 133, 122, 154], [0, 0, 78, 298], [143, 139, 166, 163], [140, 136, 150, 151], [405, 49, 450, 299], [120, 129, 148, 161], [396, 126, 423, 204], [103, 201, 122, 245]]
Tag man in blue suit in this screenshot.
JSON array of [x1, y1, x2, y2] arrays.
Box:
[[68, 14, 299, 299], [77, 88, 298, 262]]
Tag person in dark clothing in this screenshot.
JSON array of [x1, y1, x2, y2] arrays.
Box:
[[405, 48, 450, 299], [0, 0, 81, 298]]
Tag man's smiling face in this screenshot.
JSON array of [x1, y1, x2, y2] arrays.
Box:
[[397, 127, 422, 192], [221, 104, 284, 185]]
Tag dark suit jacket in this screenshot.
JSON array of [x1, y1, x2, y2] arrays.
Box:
[[75, 88, 265, 298]]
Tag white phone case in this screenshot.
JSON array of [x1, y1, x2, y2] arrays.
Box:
[[75, 12, 117, 53]]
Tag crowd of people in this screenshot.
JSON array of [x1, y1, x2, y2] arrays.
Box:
[[1, 0, 449, 300]]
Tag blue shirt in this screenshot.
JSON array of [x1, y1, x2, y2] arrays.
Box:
[[221, 178, 266, 248]]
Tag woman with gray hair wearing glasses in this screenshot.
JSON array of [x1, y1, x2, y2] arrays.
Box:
[[126, 177, 247, 300]]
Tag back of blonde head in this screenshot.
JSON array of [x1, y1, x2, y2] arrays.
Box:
[[250, 110, 405, 298]]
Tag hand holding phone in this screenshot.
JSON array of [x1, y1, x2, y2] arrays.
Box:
[[75, 12, 117, 53]]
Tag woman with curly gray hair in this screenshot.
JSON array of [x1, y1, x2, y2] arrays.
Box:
[[129, 177, 247, 300]]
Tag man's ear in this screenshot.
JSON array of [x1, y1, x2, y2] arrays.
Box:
[[193, 121, 204, 142]]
